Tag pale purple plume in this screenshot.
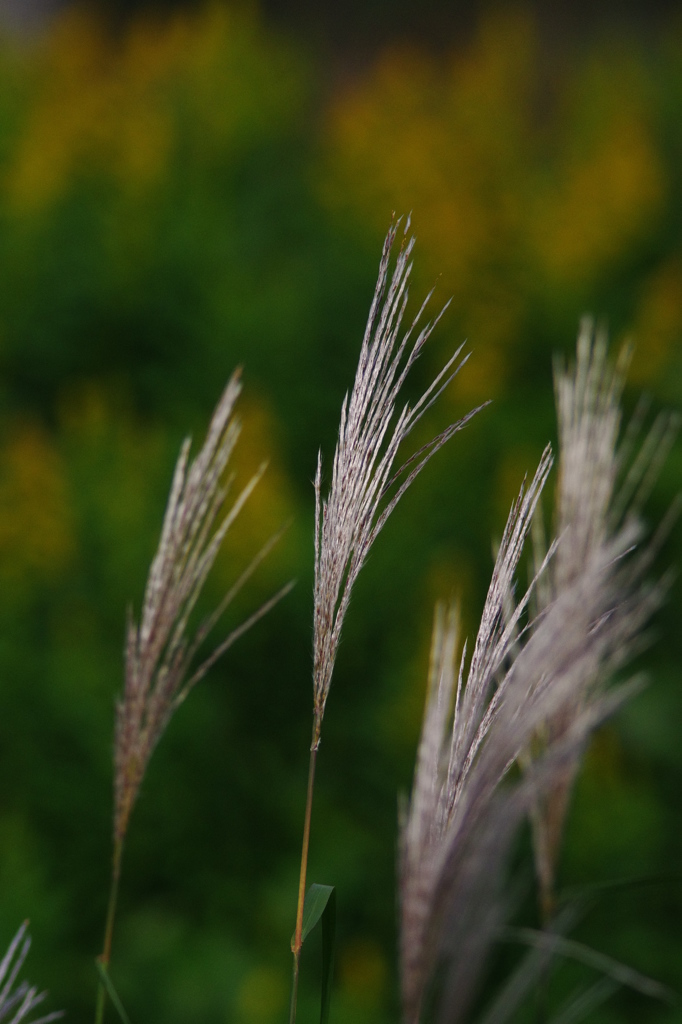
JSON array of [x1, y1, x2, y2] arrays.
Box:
[[528, 320, 677, 919], [114, 370, 292, 846], [312, 219, 484, 747], [399, 339, 669, 1024], [400, 451, 555, 1024]]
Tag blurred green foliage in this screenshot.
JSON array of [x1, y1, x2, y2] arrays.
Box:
[[0, 4, 681, 1023]]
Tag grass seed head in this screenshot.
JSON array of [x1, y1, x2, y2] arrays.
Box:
[[312, 218, 484, 747], [114, 370, 292, 846]]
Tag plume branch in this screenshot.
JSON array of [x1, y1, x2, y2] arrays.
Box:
[[0, 922, 62, 1024]]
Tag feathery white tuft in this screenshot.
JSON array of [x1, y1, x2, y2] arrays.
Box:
[[312, 219, 484, 746], [400, 451, 554, 1024], [115, 370, 293, 846], [400, 355, 668, 1023], [528, 319, 677, 919]]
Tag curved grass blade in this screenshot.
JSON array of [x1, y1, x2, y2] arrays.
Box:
[[293, 883, 336, 1024], [301, 883, 335, 944], [478, 905, 586, 1024], [501, 927, 675, 1004], [548, 978, 619, 1024], [558, 873, 682, 906], [319, 887, 336, 1024], [95, 960, 133, 1024]]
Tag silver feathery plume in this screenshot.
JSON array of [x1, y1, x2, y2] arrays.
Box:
[[290, 220, 483, 1023], [114, 369, 292, 848], [400, 398, 666, 1024], [0, 922, 62, 1024], [312, 218, 484, 747], [400, 450, 553, 1024], [528, 319, 677, 920]]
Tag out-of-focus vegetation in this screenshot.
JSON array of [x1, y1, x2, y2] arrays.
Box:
[[0, 4, 681, 1022]]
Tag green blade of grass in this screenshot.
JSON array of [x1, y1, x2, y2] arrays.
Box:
[[293, 883, 336, 1024], [95, 960, 133, 1024], [301, 883, 334, 944], [502, 927, 675, 1004], [548, 978, 619, 1024], [318, 886, 336, 1024]]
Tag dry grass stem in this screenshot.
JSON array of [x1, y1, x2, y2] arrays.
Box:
[[114, 367, 293, 849], [312, 218, 484, 747], [0, 922, 62, 1024]]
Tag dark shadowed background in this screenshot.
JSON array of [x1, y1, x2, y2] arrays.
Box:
[[0, 1, 681, 1022]]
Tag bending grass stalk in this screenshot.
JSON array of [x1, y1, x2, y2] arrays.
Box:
[[95, 961, 133, 1024], [94, 838, 123, 1024], [297, 219, 478, 1024], [94, 372, 292, 1023], [289, 729, 319, 1024]]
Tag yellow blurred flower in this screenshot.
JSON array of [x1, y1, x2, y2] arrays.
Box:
[[322, 9, 536, 293], [5, 2, 304, 209], [628, 257, 682, 385], [531, 55, 665, 287], [212, 390, 298, 596], [0, 421, 74, 581], [338, 937, 388, 1007], [236, 964, 287, 1024], [6, 8, 171, 206], [321, 8, 667, 393]]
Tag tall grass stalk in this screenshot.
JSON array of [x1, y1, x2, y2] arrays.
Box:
[[0, 210, 676, 1024], [94, 370, 292, 1024], [289, 218, 483, 1024], [289, 733, 318, 1024], [78, 221, 674, 1024]]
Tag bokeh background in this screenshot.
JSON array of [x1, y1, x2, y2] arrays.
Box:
[[0, 1, 681, 1021]]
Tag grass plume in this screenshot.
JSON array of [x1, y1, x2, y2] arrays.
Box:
[[291, 217, 483, 1023], [527, 320, 678, 921], [400, 368, 668, 1023], [312, 216, 483, 746], [0, 922, 62, 1024], [399, 450, 553, 1024], [114, 369, 292, 851], [96, 369, 292, 1023]]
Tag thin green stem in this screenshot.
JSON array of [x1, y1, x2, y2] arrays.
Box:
[[289, 952, 301, 1024], [95, 838, 124, 1024], [289, 723, 319, 1024]]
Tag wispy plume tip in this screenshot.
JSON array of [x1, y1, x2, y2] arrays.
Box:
[[312, 221, 480, 746]]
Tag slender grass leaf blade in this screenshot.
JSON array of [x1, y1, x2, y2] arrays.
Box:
[[293, 883, 337, 1024], [301, 883, 335, 945], [96, 960, 133, 1024], [548, 978, 619, 1024], [320, 886, 336, 1024], [559, 874, 681, 906], [502, 928, 675, 1004]]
